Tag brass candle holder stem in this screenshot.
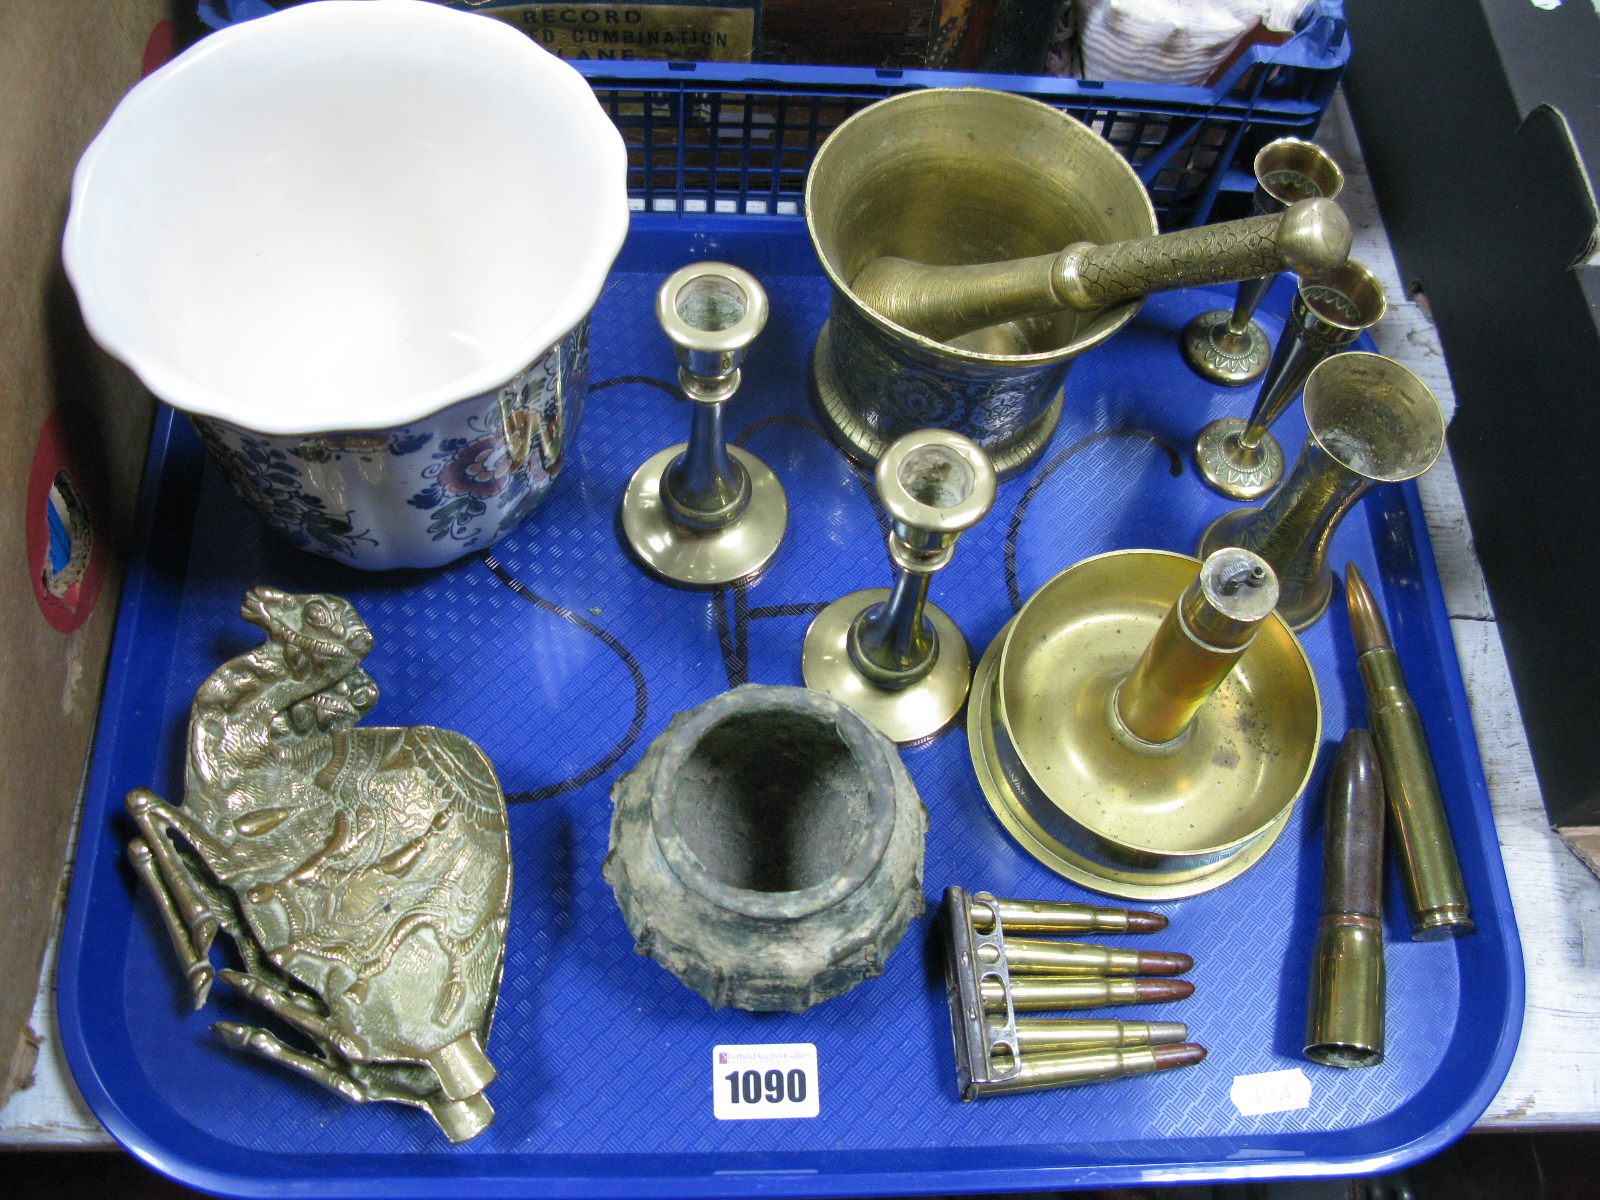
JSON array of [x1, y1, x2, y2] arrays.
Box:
[[620, 263, 787, 587], [850, 532, 945, 687], [1113, 549, 1278, 750], [804, 430, 996, 744], [1195, 260, 1387, 501], [663, 396, 748, 529], [1182, 138, 1345, 386], [1198, 353, 1444, 630]]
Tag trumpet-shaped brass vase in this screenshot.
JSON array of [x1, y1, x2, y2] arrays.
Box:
[[621, 263, 787, 586], [805, 88, 1351, 478], [803, 430, 996, 743], [969, 549, 1321, 900], [1182, 138, 1345, 386], [1194, 259, 1387, 501], [1198, 353, 1445, 630]]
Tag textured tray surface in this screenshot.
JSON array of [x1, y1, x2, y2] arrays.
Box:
[[59, 220, 1521, 1197]]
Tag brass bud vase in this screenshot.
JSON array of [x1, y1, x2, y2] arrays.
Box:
[[1197, 353, 1445, 631], [1194, 259, 1387, 501], [1181, 137, 1346, 386]]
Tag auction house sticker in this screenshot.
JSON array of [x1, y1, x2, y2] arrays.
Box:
[[713, 1043, 818, 1120]]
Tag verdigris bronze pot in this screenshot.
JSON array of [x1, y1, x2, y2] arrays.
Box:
[[604, 685, 926, 1012]]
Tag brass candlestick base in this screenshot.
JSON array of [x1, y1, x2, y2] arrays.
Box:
[[620, 445, 787, 587], [803, 588, 970, 744], [1192, 416, 1285, 502], [1181, 309, 1272, 386], [968, 550, 1319, 900]]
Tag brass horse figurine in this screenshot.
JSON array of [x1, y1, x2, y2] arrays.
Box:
[[125, 586, 511, 1143]]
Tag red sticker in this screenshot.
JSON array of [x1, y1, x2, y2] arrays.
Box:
[[26, 415, 105, 634], [142, 19, 176, 78]]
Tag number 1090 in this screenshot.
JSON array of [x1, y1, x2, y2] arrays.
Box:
[[724, 1068, 807, 1105]]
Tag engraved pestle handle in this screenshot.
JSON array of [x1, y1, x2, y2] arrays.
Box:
[[852, 197, 1351, 345]]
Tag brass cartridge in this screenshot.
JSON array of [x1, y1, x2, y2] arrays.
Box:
[[981, 976, 1194, 1012], [973, 1043, 1208, 1097], [1008, 1018, 1189, 1053], [991, 938, 1192, 977], [1345, 564, 1473, 940], [969, 894, 1167, 935]]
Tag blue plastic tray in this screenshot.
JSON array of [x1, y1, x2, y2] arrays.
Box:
[[58, 218, 1522, 1197]]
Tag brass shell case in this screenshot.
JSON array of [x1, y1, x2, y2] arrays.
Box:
[[1305, 917, 1385, 1068], [1304, 728, 1386, 1068], [1359, 647, 1474, 940]]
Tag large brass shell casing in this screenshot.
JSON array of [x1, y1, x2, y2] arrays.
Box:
[[1305, 728, 1386, 1068], [1346, 564, 1473, 941], [969, 550, 1321, 900]]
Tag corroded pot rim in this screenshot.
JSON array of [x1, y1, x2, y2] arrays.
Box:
[[650, 686, 898, 921]]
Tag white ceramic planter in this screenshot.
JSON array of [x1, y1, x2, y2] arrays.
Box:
[[64, 0, 628, 569]]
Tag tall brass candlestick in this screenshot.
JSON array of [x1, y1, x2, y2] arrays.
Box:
[[1198, 353, 1444, 631], [803, 429, 996, 744], [1194, 260, 1386, 501], [1346, 563, 1473, 940], [1182, 138, 1345, 386], [620, 263, 787, 587]]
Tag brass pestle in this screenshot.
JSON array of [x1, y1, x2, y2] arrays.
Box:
[[850, 197, 1352, 347]]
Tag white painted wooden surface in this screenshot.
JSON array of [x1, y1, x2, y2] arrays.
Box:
[[4, 90, 1597, 1149]]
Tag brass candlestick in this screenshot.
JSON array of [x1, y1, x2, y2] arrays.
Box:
[[803, 429, 996, 744], [1198, 353, 1445, 631], [1181, 138, 1345, 386], [969, 548, 1320, 900], [620, 263, 787, 587], [1194, 260, 1387, 501]]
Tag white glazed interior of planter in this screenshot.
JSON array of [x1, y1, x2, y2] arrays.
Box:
[[63, 0, 628, 435]]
